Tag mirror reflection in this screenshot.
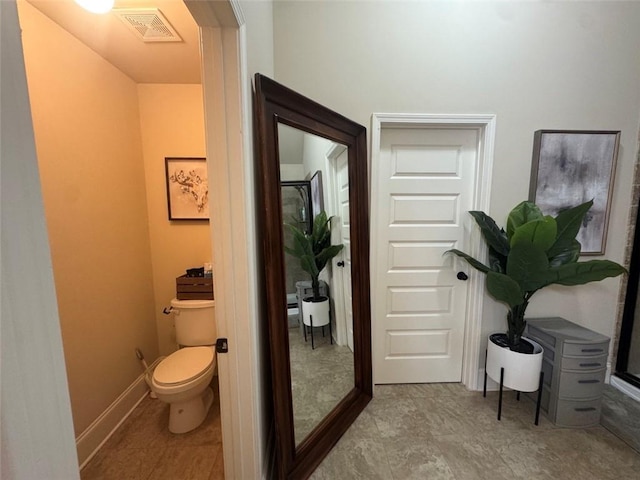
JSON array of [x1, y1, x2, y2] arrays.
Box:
[[278, 123, 355, 446]]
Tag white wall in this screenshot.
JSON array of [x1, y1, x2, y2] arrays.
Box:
[[18, 0, 159, 436], [273, 1, 640, 370]]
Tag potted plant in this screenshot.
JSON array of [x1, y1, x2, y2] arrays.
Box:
[[447, 200, 626, 391], [284, 210, 344, 333]]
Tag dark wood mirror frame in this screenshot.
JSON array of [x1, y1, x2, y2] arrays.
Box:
[[254, 73, 372, 479]]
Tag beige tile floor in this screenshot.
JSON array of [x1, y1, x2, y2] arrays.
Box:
[[289, 326, 354, 445], [312, 383, 640, 479], [80, 379, 223, 480], [81, 381, 640, 480]]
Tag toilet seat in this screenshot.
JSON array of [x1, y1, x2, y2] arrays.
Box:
[[153, 346, 214, 386]]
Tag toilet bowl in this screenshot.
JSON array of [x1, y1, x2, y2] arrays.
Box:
[[150, 345, 216, 434]]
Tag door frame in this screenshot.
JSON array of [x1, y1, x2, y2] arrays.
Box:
[[326, 142, 350, 347], [370, 113, 496, 390], [188, 1, 264, 477]]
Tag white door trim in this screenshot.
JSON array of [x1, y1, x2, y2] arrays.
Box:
[[370, 113, 496, 390], [326, 142, 348, 346], [194, 6, 265, 480]]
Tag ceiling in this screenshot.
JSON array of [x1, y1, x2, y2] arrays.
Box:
[[25, 0, 202, 84]]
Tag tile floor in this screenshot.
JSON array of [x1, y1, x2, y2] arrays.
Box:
[[601, 383, 640, 453], [289, 326, 354, 444], [312, 383, 640, 480], [81, 380, 640, 480], [80, 379, 223, 480]]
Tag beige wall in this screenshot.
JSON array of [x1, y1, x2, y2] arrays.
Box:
[[18, 0, 159, 435], [274, 1, 640, 369], [18, 2, 210, 437], [137, 84, 211, 356]]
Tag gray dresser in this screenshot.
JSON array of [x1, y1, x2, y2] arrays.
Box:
[[525, 317, 609, 427]]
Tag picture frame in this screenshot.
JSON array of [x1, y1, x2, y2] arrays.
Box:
[[309, 170, 323, 219], [165, 157, 209, 221], [529, 130, 620, 255]]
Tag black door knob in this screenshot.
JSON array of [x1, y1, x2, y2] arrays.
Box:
[[457, 271, 469, 281], [337, 261, 345, 267]]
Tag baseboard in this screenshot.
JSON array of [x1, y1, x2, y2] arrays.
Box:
[[611, 375, 640, 402], [76, 358, 163, 469]]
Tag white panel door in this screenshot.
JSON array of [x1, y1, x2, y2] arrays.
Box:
[[336, 152, 354, 351], [373, 127, 478, 383]]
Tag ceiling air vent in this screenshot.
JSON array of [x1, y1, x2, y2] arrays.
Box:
[[114, 8, 182, 43]]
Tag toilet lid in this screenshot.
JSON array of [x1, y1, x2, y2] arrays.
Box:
[[154, 347, 214, 386]]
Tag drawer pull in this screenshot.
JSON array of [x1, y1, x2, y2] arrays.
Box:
[[579, 362, 601, 367], [574, 407, 597, 412], [577, 379, 600, 384], [581, 348, 603, 353]]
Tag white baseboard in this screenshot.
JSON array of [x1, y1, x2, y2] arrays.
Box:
[[76, 358, 163, 469], [610, 375, 640, 402]]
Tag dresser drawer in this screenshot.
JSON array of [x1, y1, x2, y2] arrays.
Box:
[[560, 353, 608, 372], [527, 326, 556, 349], [555, 398, 602, 427], [563, 341, 608, 357], [557, 370, 606, 399]]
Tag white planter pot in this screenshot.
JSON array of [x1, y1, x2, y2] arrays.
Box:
[[486, 333, 543, 392], [302, 296, 330, 328]]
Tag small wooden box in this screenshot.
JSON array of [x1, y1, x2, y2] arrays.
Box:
[[176, 275, 214, 300]]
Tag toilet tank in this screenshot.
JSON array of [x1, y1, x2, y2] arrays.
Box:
[[170, 299, 216, 346]]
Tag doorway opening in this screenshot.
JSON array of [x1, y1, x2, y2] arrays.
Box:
[[16, 0, 221, 476]]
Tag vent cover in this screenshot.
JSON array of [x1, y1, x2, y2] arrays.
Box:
[[114, 8, 182, 43]]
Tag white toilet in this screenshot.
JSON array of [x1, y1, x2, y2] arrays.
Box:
[[150, 298, 216, 434]]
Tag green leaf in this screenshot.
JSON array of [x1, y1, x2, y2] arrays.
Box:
[[548, 239, 581, 267], [543, 260, 627, 287], [547, 200, 593, 259], [300, 255, 319, 278], [469, 211, 510, 256], [284, 210, 344, 287], [506, 241, 549, 291], [506, 202, 544, 239], [316, 244, 344, 271], [488, 245, 507, 273], [445, 249, 491, 274], [510, 216, 557, 252], [486, 272, 524, 308]]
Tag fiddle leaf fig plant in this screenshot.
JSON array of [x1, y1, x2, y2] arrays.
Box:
[[284, 210, 344, 301], [447, 200, 626, 349]]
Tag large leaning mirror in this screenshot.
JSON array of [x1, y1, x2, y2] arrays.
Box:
[[254, 74, 372, 479]]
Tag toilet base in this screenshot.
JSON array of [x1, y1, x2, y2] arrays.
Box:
[[168, 386, 214, 434]]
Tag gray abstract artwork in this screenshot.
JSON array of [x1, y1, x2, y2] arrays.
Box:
[[531, 131, 619, 254]]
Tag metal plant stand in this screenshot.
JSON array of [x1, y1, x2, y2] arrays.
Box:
[[302, 314, 333, 350], [483, 349, 545, 425]]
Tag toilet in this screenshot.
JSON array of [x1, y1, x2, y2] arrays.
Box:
[[149, 298, 216, 434]]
